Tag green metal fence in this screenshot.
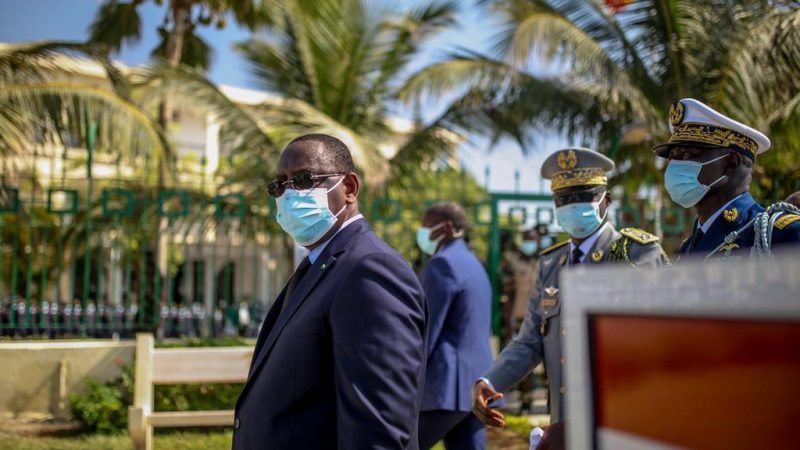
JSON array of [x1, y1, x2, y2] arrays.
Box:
[[3, 132, 705, 340]]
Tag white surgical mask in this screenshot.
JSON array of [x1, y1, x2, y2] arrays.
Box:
[[664, 154, 729, 208], [417, 222, 446, 255], [556, 200, 607, 239], [276, 177, 346, 246]]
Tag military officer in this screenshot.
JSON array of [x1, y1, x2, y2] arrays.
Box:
[[653, 98, 800, 259], [472, 147, 669, 430]]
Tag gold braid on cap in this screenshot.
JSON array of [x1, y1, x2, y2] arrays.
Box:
[[669, 122, 758, 158], [550, 167, 607, 191]]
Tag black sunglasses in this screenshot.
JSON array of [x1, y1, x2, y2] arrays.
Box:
[[553, 187, 606, 207], [267, 171, 345, 198]]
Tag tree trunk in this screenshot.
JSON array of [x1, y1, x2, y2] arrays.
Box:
[[156, 0, 192, 324]]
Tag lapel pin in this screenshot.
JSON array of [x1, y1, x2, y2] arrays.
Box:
[[591, 250, 603, 262]]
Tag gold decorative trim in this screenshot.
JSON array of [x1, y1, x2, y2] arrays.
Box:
[[723, 208, 739, 222], [669, 101, 685, 127], [541, 298, 558, 307], [550, 167, 607, 191], [669, 122, 757, 157], [541, 240, 569, 256], [557, 150, 577, 170], [720, 242, 740, 252], [620, 227, 659, 244], [775, 214, 800, 230], [558, 253, 567, 266]]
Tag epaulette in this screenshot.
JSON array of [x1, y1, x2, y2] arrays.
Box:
[[539, 240, 569, 256], [774, 214, 800, 230], [619, 227, 660, 245]]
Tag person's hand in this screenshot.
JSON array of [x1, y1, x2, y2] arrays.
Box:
[[535, 421, 566, 450], [471, 380, 505, 427]]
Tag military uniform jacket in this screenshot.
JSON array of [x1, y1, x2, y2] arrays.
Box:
[[679, 192, 800, 260], [482, 223, 668, 422]]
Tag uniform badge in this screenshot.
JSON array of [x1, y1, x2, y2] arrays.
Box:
[[559, 253, 567, 266], [720, 242, 740, 252], [669, 100, 685, 127], [557, 149, 577, 170], [544, 286, 559, 296], [723, 208, 739, 222], [591, 250, 604, 262], [541, 298, 558, 307]]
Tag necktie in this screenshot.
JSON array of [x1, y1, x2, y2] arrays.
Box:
[[281, 257, 312, 313], [571, 247, 583, 265]]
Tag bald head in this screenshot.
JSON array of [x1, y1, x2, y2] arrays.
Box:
[[786, 192, 800, 209], [287, 134, 355, 174]]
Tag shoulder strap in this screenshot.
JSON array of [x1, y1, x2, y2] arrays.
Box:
[[619, 227, 660, 244], [540, 240, 569, 256]]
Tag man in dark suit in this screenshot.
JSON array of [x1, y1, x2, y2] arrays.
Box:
[[233, 134, 427, 449], [416, 202, 493, 450]]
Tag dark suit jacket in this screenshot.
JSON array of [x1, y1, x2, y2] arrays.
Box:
[[233, 219, 427, 449], [419, 239, 493, 412]]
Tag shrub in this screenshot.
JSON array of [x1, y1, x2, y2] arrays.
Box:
[[69, 364, 134, 434], [70, 338, 247, 434]]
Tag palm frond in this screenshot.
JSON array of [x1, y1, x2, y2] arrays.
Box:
[[0, 81, 169, 163], [88, 0, 143, 53], [129, 62, 279, 169]]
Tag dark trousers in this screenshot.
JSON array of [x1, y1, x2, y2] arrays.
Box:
[[418, 409, 486, 450]]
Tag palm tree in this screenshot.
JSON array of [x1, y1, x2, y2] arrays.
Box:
[[88, 0, 259, 183], [0, 41, 168, 174], [233, 0, 464, 187], [402, 0, 800, 200]]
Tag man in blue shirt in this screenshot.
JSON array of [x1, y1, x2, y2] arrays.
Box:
[[417, 202, 493, 450]]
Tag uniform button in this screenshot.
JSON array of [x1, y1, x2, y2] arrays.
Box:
[[234, 418, 240, 429], [561, 329, 566, 336], [560, 387, 566, 395], [560, 357, 565, 365]]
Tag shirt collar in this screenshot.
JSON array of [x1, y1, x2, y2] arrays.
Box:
[[698, 193, 744, 233], [569, 222, 610, 263], [308, 214, 364, 263]]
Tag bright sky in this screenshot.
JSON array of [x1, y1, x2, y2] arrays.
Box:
[[0, 0, 566, 193]]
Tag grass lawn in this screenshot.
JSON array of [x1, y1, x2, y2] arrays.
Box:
[[1, 416, 534, 449], [0, 430, 234, 450]]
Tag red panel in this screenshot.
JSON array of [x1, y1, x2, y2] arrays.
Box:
[[591, 315, 800, 450]]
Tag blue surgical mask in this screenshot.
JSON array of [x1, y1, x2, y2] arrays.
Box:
[[276, 177, 346, 246], [417, 222, 445, 255], [664, 154, 728, 208], [519, 240, 538, 256], [556, 200, 607, 239]]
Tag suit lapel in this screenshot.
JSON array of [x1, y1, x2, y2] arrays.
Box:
[[249, 287, 287, 376], [696, 193, 761, 255], [243, 219, 370, 389]]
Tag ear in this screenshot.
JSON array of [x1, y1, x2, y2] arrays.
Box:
[[433, 220, 454, 240], [603, 190, 612, 208], [343, 172, 359, 203], [727, 152, 742, 173]]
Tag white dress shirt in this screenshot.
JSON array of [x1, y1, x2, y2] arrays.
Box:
[[569, 222, 611, 263]]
